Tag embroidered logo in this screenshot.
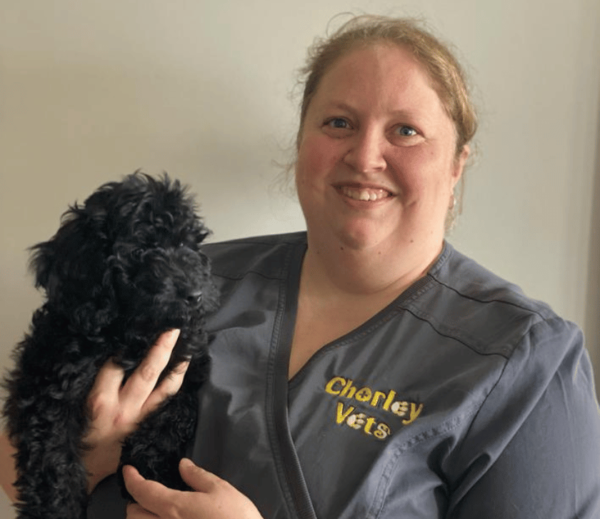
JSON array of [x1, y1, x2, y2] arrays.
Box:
[[325, 376, 423, 441]]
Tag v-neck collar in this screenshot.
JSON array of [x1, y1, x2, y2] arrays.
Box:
[[264, 237, 317, 519], [262, 236, 450, 519]]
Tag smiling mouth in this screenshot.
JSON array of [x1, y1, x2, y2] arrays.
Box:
[[338, 186, 393, 202]]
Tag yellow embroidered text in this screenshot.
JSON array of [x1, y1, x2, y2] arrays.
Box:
[[325, 376, 424, 441]]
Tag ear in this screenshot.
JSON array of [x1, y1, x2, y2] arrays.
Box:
[[451, 144, 470, 187], [29, 205, 98, 294], [451, 144, 471, 189], [29, 203, 116, 331]]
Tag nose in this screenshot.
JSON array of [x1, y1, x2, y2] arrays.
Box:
[[343, 128, 387, 173], [185, 290, 203, 305]]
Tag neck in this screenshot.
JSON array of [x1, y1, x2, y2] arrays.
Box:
[[301, 232, 444, 299]]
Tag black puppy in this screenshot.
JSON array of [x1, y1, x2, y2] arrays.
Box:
[[2, 173, 218, 519]]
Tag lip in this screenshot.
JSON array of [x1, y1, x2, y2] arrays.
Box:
[[333, 183, 395, 203]]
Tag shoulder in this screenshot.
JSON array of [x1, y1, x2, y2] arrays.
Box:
[[405, 243, 593, 421], [431, 242, 554, 317], [406, 242, 579, 360], [202, 232, 306, 281]]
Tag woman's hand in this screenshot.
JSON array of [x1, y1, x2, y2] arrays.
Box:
[[84, 329, 189, 492], [124, 458, 263, 519]]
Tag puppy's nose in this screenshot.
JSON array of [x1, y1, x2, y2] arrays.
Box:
[[185, 290, 203, 305]]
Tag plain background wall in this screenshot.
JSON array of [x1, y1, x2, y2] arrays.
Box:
[[1, 0, 599, 515]]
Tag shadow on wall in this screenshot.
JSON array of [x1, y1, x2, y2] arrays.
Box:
[[585, 93, 600, 399]]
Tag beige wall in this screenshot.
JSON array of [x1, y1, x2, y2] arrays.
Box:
[[1, 0, 599, 515]]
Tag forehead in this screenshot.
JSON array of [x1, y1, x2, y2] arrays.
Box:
[[309, 43, 447, 120]]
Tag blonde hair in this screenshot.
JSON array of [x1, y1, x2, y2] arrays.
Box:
[[296, 15, 478, 156]]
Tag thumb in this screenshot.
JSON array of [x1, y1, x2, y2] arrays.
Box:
[[179, 458, 218, 493]]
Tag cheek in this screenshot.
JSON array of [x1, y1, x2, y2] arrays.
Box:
[[296, 133, 342, 184], [387, 150, 431, 197], [390, 149, 457, 202]]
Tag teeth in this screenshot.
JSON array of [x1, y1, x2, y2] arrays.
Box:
[[340, 187, 389, 201]]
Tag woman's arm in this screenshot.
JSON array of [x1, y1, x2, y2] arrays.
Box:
[[449, 327, 600, 518], [0, 432, 17, 502]]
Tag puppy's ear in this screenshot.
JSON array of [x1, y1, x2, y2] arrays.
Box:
[[29, 198, 117, 332], [29, 205, 97, 292]]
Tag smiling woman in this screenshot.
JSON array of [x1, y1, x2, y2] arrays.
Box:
[[3, 13, 600, 519]]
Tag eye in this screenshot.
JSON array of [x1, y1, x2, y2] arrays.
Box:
[[325, 117, 350, 129], [396, 126, 418, 137]]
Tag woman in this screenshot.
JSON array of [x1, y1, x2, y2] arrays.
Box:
[[3, 15, 600, 519]]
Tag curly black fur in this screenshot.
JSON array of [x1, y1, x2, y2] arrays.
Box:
[[2, 172, 218, 519]]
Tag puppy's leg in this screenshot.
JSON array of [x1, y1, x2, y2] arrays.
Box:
[[6, 345, 98, 519], [10, 391, 91, 519], [118, 385, 199, 496]]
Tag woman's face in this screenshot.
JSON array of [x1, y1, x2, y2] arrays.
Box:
[[295, 43, 469, 257]]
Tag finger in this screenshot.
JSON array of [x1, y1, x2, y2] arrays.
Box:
[[120, 329, 180, 405], [143, 360, 190, 415], [179, 458, 218, 493], [90, 359, 125, 396], [123, 465, 151, 499], [123, 465, 181, 514], [126, 502, 159, 519], [87, 360, 124, 417]]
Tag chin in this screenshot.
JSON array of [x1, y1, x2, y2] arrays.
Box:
[[333, 223, 395, 252]]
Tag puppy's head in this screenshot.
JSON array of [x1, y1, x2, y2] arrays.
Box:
[[31, 172, 217, 341]]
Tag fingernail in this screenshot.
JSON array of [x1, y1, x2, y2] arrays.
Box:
[[122, 465, 135, 478], [175, 360, 190, 374], [167, 329, 181, 341], [180, 458, 195, 469]]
